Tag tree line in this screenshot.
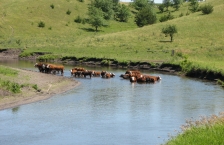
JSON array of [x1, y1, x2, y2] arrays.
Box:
[[73, 0, 213, 42]]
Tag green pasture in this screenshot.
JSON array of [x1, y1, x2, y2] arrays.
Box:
[[0, 0, 224, 72]]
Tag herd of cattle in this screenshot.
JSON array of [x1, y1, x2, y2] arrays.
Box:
[[34, 62, 161, 83]]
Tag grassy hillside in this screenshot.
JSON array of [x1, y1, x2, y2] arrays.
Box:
[[1, 0, 224, 72]]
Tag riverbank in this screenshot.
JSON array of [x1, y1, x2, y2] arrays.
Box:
[[0, 66, 80, 111]]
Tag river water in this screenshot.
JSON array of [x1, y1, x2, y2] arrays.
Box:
[[0, 60, 224, 145]]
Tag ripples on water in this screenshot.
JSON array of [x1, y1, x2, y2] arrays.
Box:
[[0, 61, 224, 145]]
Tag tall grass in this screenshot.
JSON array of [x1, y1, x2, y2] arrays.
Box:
[[165, 112, 224, 145]]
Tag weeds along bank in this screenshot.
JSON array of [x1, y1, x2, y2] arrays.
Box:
[[164, 112, 224, 145]]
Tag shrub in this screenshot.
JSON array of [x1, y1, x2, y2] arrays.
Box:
[[201, 4, 213, 14], [66, 9, 71, 15], [16, 39, 22, 46], [179, 12, 184, 17], [32, 84, 38, 91], [38, 21, 45, 28], [74, 16, 82, 23], [159, 12, 174, 22], [50, 4, 54, 9]]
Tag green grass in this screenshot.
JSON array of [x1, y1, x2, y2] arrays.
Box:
[[0, 0, 224, 72], [0, 65, 18, 76], [165, 113, 224, 145]]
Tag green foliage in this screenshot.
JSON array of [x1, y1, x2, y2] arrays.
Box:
[[88, 5, 105, 31], [115, 4, 131, 22], [165, 114, 224, 145], [179, 12, 184, 17], [200, 3, 214, 15], [163, 0, 171, 11], [19, 52, 34, 58], [188, 0, 199, 13], [179, 57, 194, 73], [101, 59, 111, 66], [38, 21, 45, 28], [77, 0, 84, 2], [158, 4, 165, 13], [74, 15, 82, 23], [217, 79, 224, 87], [50, 4, 54, 9], [162, 25, 177, 42], [119, 60, 129, 66], [16, 39, 22, 46], [135, 5, 157, 27], [32, 84, 38, 91], [0, 66, 18, 76], [66, 9, 71, 15], [38, 54, 61, 61], [90, 0, 114, 20], [159, 12, 174, 22], [132, 0, 152, 11], [172, 0, 183, 10], [0, 79, 21, 93]]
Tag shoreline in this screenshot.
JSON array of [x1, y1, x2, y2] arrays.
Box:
[[0, 67, 81, 111]]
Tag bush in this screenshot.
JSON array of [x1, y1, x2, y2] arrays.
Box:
[[32, 84, 38, 91], [74, 16, 82, 23], [66, 9, 71, 15], [201, 4, 213, 14], [159, 12, 174, 22], [38, 21, 45, 28], [50, 4, 54, 9]]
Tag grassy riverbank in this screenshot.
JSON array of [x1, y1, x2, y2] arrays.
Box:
[[165, 112, 224, 145]]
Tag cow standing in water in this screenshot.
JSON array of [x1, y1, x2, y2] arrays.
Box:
[[101, 71, 115, 78], [46, 64, 64, 75], [34, 63, 64, 75], [34, 62, 46, 73]]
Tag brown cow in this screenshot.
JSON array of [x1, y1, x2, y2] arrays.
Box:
[[93, 71, 101, 77], [82, 70, 94, 78], [46, 64, 64, 75], [34, 62, 45, 73], [105, 72, 115, 78]]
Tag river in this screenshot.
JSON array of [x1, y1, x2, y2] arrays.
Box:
[[0, 60, 224, 145]]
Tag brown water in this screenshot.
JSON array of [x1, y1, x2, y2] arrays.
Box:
[[0, 60, 224, 145]]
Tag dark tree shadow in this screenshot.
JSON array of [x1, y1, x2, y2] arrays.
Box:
[[159, 40, 172, 43], [79, 28, 104, 32]]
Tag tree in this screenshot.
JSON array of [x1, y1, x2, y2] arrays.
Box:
[[172, 0, 183, 10], [90, 0, 114, 20], [162, 25, 177, 42], [132, 0, 151, 11], [188, 0, 199, 13], [135, 5, 157, 27], [158, 4, 165, 13], [88, 6, 105, 31], [115, 4, 131, 22], [163, 0, 171, 11]]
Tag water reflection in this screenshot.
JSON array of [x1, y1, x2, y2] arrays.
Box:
[[0, 60, 224, 145], [12, 107, 20, 113]]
